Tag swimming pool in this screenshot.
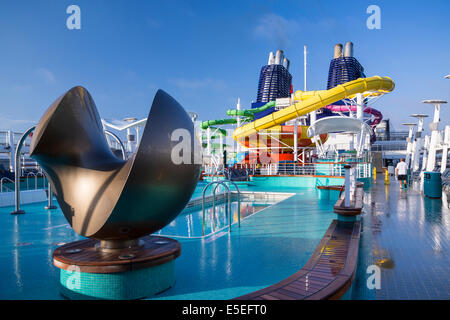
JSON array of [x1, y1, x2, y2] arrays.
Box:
[[157, 200, 272, 238], [151, 186, 339, 300], [0, 179, 340, 300]]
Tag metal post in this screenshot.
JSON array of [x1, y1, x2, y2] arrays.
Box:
[[135, 126, 140, 147], [304, 45, 307, 91], [11, 126, 36, 215], [350, 166, 356, 201], [344, 165, 351, 207], [294, 119, 298, 174], [219, 134, 224, 162], [206, 127, 211, 156], [441, 126, 450, 173], [236, 98, 241, 154], [7, 130, 15, 172], [356, 93, 364, 120], [45, 174, 57, 210], [305, 45, 316, 126]]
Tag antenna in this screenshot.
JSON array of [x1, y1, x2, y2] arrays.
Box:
[[304, 45, 307, 91]]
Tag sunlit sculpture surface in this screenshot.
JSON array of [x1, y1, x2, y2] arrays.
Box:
[[30, 86, 200, 244]]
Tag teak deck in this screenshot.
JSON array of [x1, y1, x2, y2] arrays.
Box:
[[234, 220, 361, 300], [316, 185, 344, 191]]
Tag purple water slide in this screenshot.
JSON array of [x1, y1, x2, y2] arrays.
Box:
[[323, 104, 383, 143]]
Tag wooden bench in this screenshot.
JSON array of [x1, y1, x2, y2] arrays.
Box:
[[316, 185, 344, 191], [234, 220, 361, 300]]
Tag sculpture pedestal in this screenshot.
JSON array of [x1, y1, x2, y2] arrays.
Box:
[[53, 235, 180, 300]]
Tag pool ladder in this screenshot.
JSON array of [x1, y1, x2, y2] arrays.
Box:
[[202, 180, 241, 236]]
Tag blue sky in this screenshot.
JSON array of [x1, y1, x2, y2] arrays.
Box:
[[0, 0, 449, 132]]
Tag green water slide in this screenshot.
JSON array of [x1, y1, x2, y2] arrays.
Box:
[[202, 142, 228, 149], [200, 101, 276, 152], [226, 100, 275, 117], [201, 120, 234, 132], [200, 100, 275, 133]]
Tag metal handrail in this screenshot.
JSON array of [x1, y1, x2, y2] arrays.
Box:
[[1, 177, 15, 193], [221, 180, 241, 228], [36, 171, 47, 188], [26, 172, 37, 190], [202, 181, 224, 236], [201, 179, 241, 236], [104, 130, 127, 160], [12, 125, 36, 214], [212, 182, 231, 234]]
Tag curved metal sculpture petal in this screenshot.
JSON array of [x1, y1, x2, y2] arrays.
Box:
[[30, 86, 201, 241]]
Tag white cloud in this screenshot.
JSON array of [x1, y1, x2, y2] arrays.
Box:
[[253, 13, 300, 49], [36, 68, 56, 83]]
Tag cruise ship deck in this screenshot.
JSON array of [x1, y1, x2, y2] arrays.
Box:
[[1, 176, 448, 300]]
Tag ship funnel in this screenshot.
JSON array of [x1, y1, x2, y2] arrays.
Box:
[[275, 50, 284, 65], [334, 43, 343, 58], [344, 42, 353, 57], [283, 58, 290, 70], [268, 51, 275, 65]]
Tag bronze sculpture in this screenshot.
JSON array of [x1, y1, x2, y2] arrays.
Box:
[[30, 86, 201, 249]]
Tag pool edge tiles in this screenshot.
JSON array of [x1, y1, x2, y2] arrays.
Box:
[[59, 260, 176, 300], [249, 175, 345, 189]]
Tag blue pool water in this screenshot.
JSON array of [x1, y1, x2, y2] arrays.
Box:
[[152, 187, 339, 300], [156, 201, 273, 238], [0, 179, 339, 300], [0, 202, 83, 299]]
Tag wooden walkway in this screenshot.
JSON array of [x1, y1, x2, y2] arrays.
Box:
[[234, 220, 361, 300]]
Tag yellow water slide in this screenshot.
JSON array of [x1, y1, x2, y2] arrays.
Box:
[[232, 76, 395, 143]]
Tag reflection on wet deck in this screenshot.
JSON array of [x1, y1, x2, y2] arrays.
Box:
[[354, 178, 449, 299]]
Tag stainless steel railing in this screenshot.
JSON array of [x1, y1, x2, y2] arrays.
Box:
[[0, 177, 15, 193], [201, 180, 241, 236]]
